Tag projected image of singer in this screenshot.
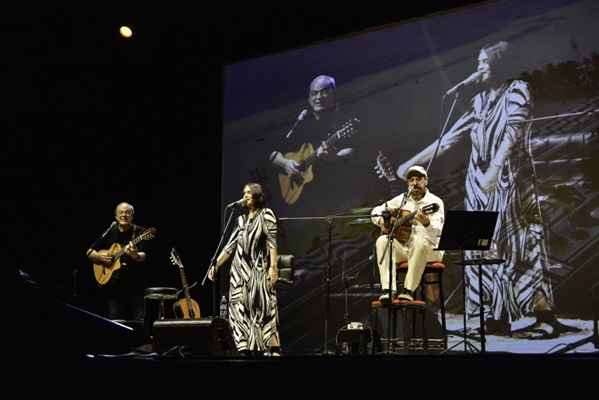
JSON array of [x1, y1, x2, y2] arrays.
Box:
[[86, 202, 149, 322], [371, 166, 445, 302], [208, 183, 282, 356], [268, 75, 359, 208], [396, 41, 575, 338]]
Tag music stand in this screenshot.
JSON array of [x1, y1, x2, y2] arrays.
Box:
[[435, 210, 500, 354]]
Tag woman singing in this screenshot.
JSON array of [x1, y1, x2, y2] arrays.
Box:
[[208, 183, 281, 355]]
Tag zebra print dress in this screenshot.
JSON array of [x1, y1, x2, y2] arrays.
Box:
[[223, 208, 280, 352], [440, 80, 553, 322]]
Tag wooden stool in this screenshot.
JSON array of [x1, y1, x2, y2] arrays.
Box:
[[370, 298, 398, 353], [144, 287, 178, 338], [398, 261, 447, 349], [370, 298, 428, 352], [394, 298, 427, 350]]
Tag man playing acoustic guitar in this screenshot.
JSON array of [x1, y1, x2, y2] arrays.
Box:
[[269, 75, 359, 209], [371, 165, 445, 302], [86, 202, 148, 321]]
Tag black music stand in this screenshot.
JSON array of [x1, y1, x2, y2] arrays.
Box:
[[435, 210, 500, 354]]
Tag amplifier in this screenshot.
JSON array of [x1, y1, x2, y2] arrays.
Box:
[[152, 317, 235, 355]]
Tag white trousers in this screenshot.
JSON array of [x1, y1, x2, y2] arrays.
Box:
[[375, 232, 440, 292]]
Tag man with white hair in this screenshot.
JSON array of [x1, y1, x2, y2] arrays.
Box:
[[87, 202, 148, 321], [269, 75, 359, 210]]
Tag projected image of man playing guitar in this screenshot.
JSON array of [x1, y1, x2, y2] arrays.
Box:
[[269, 75, 359, 206]]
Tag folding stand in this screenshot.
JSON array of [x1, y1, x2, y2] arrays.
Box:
[[436, 210, 500, 354]]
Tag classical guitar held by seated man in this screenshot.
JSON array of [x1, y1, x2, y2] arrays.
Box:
[[92, 227, 156, 285], [376, 203, 440, 244], [278, 117, 359, 205]]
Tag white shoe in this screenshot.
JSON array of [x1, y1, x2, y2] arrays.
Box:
[[398, 289, 414, 301], [378, 291, 396, 301]]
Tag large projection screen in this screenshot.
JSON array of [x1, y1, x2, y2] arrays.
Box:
[[222, 0, 599, 354]]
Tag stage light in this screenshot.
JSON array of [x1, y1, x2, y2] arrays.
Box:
[[119, 26, 133, 39]]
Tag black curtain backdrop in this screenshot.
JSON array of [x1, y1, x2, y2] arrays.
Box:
[[6, 2, 487, 317]]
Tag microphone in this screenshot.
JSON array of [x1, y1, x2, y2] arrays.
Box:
[[101, 221, 116, 238], [226, 199, 244, 208], [381, 202, 391, 222], [285, 109, 308, 139], [170, 247, 180, 261], [445, 71, 483, 96]]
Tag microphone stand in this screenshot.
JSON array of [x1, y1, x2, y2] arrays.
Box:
[[202, 204, 239, 315], [378, 189, 411, 353], [279, 213, 366, 355], [425, 92, 460, 174], [88, 221, 116, 250], [507, 108, 599, 125]]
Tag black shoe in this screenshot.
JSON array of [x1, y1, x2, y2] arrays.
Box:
[[485, 318, 512, 336], [512, 322, 557, 340], [513, 311, 581, 340]]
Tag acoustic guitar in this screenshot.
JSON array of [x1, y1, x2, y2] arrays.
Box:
[[377, 203, 440, 244], [93, 227, 156, 285], [169, 248, 201, 319], [373, 150, 439, 243], [278, 117, 359, 205]]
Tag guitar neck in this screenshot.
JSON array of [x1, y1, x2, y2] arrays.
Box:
[[178, 267, 193, 305], [302, 127, 347, 168], [113, 231, 147, 259]]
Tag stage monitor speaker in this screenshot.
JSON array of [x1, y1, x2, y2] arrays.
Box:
[[152, 317, 235, 356]]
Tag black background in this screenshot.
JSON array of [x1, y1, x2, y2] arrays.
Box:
[[6, 2, 488, 314]]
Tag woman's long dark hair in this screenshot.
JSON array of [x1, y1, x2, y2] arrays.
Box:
[[245, 182, 266, 208], [480, 41, 514, 84]]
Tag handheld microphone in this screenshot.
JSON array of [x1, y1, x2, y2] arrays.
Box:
[[170, 247, 181, 262], [226, 199, 244, 208], [445, 71, 483, 96], [285, 109, 309, 139]]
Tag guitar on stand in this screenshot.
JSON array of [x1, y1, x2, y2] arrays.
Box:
[[93, 227, 157, 285], [170, 248, 201, 319]]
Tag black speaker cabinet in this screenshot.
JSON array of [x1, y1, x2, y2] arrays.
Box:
[[152, 317, 235, 355]]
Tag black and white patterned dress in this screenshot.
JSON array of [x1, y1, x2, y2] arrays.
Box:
[[440, 80, 553, 322], [223, 208, 280, 352]]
